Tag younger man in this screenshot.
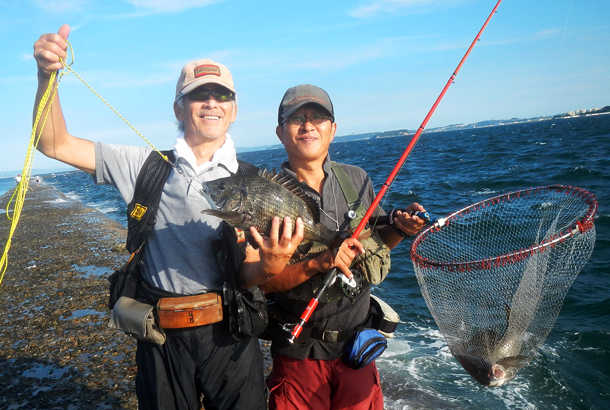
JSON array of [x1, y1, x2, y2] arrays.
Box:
[[241, 84, 427, 409]]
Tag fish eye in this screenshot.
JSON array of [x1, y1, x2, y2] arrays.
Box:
[[217, 182, 227, 190]]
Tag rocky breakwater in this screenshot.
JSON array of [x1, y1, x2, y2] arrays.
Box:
[[0, 184, 273, 409], [0, 185, 135, 409]]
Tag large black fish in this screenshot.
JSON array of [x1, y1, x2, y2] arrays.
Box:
[[201, 169, 338, 253], [449, 249, 549, 386]]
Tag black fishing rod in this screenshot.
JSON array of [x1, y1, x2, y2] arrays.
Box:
[[288, 0, 504, 343]]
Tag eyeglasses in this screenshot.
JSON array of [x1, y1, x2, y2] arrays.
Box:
[[186, 88, 235, 102], [282, 112, 332, 126]]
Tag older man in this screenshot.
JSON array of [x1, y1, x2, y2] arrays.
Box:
[[33, 25, 266, 410], [241, 84, 427, 410]]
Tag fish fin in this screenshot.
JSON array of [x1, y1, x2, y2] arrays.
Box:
[[258, 168, 322, 223], [497, 355, 531, 369], [287, 242, 315, 261], [236, 161, 261, 175], [307, 241, 329, 255], [297, 242, 314, 256], [201, 210, 245, 226], [244, 230, 259, 249]]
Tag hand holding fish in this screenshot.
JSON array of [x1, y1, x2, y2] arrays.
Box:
[[248, 216, 305, 279]]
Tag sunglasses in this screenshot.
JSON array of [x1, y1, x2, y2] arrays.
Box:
[[282, 112, 332, 126], [187, 88, 235, 102]]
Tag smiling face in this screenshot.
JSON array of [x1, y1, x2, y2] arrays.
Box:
[[276, 103, 337, 166], [174, 84, 237, 144]]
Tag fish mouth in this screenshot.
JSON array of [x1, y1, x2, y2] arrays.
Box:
[[453, 353, 512, 387], [487, 364, 508, 387], [199, 181, 240, 211], [200, 183, 219, 210]]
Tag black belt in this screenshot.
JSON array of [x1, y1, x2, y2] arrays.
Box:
[[310, 328, 356, 343]]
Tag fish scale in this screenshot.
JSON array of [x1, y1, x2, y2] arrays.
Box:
[[201, 169, 337, 250]]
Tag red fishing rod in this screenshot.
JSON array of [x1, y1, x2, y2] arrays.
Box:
[[288, 0, 504, 343]]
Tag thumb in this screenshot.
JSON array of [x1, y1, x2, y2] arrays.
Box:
[[249, 227, 264, 248], [58, 24, 70, 40], [338, 264, 353, 279]]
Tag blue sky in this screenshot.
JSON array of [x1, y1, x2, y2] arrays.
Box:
[[1, 0, 608, 173]]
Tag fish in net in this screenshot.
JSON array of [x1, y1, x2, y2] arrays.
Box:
[[410, 185, 597, 386]]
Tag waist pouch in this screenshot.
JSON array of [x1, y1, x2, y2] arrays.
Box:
[[108, 250, 143, 309], [369, 295, 399, 338], [109, 296, 166, 345], [230, 288, 268, 338], [342, 328, 388, 370], [157, 293, 223, 329]]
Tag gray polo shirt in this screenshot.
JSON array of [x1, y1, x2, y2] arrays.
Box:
[[94, 140, 238, 295]]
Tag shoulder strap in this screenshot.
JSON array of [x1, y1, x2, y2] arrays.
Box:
[[126, 150, 175, 253], [330, 162, 367, 230]]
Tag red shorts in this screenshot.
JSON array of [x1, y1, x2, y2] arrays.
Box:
[[266, 355, 384, 410]]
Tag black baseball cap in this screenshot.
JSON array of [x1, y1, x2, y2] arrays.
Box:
[[278, 84, 334, 125]]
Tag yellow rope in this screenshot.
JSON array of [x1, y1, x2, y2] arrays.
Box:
[[59, 57, 168, 162], [0, 65, 64, 284], [1, 40, 166, 286]]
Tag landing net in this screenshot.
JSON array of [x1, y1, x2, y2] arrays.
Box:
[[410, 185, 597, 386]]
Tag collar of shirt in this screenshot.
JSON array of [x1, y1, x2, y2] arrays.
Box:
[[173, 133, 239, 175], [280, 155, 332, 193], [281, 155, 348, 232]]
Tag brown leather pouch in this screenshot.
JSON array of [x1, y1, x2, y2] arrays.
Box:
[[156, 293, 223, 329]]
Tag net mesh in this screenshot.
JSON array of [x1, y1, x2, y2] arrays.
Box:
[[410, 185, 597, 386]]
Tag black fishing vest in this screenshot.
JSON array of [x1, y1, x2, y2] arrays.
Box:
[[126, 150, 175, 253], [107, 150, 174, 308], [330, 161, 367, 230], [283, 162, 371, 301]]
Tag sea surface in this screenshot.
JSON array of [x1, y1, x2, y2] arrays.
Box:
[[2, 114, 609, 409]]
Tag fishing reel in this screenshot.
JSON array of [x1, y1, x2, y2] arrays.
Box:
[[336, 269, 364, 300]]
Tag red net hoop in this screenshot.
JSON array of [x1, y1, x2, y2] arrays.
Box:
[[410, 185, 597, 386]]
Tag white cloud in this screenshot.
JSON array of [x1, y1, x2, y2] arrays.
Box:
[[535, 28, 561, 38], [124, 0, 225, 13], [205, 37, 418, 79], [349, 0, 461, 18], [32, 0, 93, 14]]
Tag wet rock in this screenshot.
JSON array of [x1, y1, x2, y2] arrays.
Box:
[[0, 186, 138, 409], [1, 185, 274, 409]]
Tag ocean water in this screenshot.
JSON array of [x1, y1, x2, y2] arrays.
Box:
[[0, 177, 18, 199], [17, 114, 610, 409]]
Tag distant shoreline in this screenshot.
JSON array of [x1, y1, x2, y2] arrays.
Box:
[[2, 108, 608, 176], [236, 107, 610, 153]]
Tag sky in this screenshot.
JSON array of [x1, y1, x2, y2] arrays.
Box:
[[0, 0, 608, 173]]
